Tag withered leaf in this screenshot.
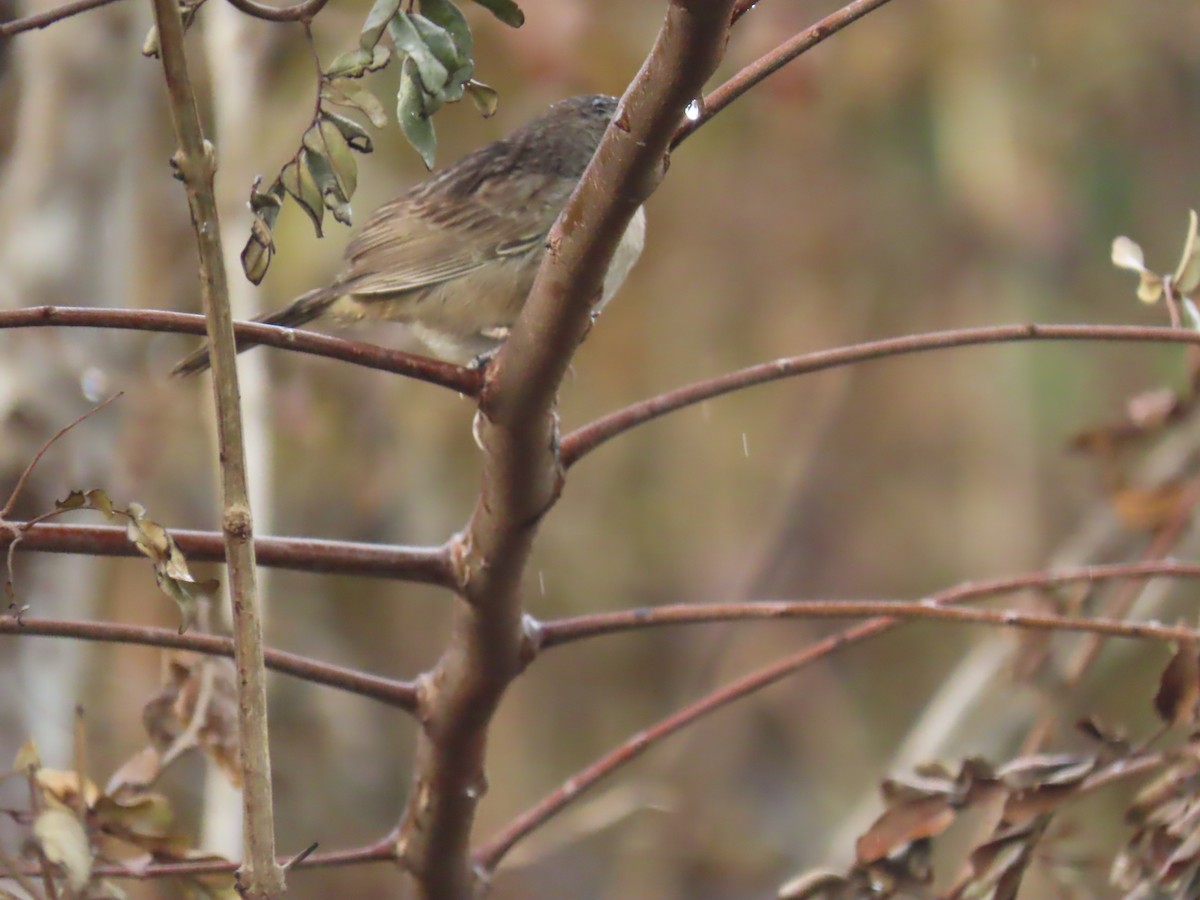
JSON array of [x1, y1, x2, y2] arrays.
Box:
[[1111, 482, 1186, 532], [855, 795, 956, 864], [1154, 641, 1200, 727], [34, 807, 92, 890]]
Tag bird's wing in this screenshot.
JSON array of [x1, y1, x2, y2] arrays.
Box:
[[336, 171, 573, 298]]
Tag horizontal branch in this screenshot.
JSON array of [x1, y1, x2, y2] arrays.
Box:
[[1, 616, 418, 711], [0, 0, 124, 36], [476, 557, 1198, 868], [542, 597, 1200, 647], [51, 832, 398, 880], [0, 307, 479, 394], [4, 521, 453, 585], [540, 560, 1200, 646], [561, 323, 1200, 466]]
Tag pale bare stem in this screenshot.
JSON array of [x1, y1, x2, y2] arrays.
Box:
[[393, 1, 737, 896], [0, 0, 124, 36], [148, 0, 283, 893]]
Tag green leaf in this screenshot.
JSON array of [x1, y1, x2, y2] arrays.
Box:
[[420, 0, 472, 57], [1175, 210, 1200, 295], [241, 214, 275, 285], [397, 57, 438, 169], [325, 48, 373, 79], [321, 79, 388, 129], [410, 14, 461, 72], [241, 177, 284, 284], [280, 158, 325, 236], [388, 12, 449, 104], [304, 120, 358, 198], [302, 146, 354, 227], [248, 175, 285, 226], [326, 45, 391, 79], [466, 79, 499, 117], [467, 0, 523, 28], [360, 0, 401, 50], [321, 109, 374, 153]]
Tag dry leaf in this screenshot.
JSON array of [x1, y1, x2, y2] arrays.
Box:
[[33, 806, 92, 890], [855, 795, 956, 864], [1154, 641, 1200, 727]]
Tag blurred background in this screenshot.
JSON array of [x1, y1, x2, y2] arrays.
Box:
[[3, 0, 1200, 896]]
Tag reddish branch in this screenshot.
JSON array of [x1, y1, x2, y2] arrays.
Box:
[[474, 557, 1200, 868], [0, 307, 479, 394], [561, 323, 1200, 466], [539, 560, 1200, 646], [675, 0, 900, 146], [0, 615, 419, 710], [4, 521, 453, 584], [539, 594, 1200, 646]]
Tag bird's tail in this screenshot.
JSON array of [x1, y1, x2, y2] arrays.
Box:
[[170, 287, 343, 377]]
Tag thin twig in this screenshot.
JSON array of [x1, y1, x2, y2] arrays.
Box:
[[540, 583, 1200, 650], [561, 323, 1200, 466], [222, 0, 327, 23], [674, 0, 900, 147], [1, 393, 121, 519], [472, 555, 1198, 868], [0, 614, 420, 710], [151, 0, 281, 888], [539, 561, 1200, 646], [0, 0, 123, 36], [0, 307, 479, 394]]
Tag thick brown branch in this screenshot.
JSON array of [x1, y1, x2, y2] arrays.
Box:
[[395, 1, 736, 896], [561, 323, 1200, 466], [0, 307, 479, 394], [0, 0, 123, 36], [0, 616, 419, 711]]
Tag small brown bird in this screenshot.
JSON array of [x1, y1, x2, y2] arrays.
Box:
[[173, 94, 645, 375]]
